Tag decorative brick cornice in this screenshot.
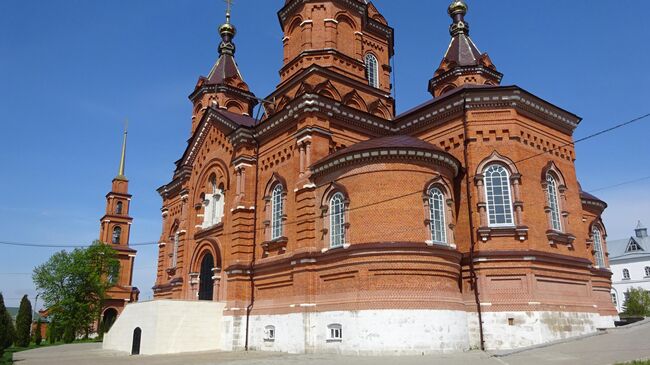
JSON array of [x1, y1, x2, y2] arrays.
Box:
[[311, 146, 460, 177]]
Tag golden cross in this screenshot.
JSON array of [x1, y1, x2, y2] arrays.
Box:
[[224, 0, 234, 22]]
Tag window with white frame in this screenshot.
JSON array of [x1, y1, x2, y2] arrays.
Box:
[[171, 232, 179, 268], [203, 176, 225, 228], [592, 227, 605, 267], [327, 323, 342, 341], [365, 53, 379, 88], [428, 187, 447, 244], [645, 266, 650, 277], [545, 174, 562, 231], [484, 164, 514, 227], [271, 185, 284, 240], [329, 193, 346, 248], [623, 268, 630, 280], [264, 325, 275, 341]]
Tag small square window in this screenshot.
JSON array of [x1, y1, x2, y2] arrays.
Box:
[[327, 324, 342, 342], [264, 325, 275, 342]]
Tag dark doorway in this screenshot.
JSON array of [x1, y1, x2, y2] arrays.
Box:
[[131, 327, 141, 355], [198, 253, 215, 300], [101, 308, 118, 334]]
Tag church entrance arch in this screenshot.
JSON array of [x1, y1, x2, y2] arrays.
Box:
[[198, 253, 215, 300], [101, 308, 118, 333]]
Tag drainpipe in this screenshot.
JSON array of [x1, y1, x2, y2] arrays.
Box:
[[461, 94, 485, 351], [244, 133, 260, 351]]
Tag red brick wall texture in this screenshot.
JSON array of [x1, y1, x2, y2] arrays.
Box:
[[153, 0, 617, 326]]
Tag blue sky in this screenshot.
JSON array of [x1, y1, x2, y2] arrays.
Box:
[[1, 1, 649, 308]]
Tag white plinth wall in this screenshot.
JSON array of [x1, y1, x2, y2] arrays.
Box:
[[103, 300, 615, 355], [102, 300, 225, 355]]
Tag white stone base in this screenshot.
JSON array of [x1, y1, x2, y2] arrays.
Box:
[[243, 309, 471, 355], [103, 301, 617, 355], [102, 300, 225, 355], [480, 311, 617, 350]]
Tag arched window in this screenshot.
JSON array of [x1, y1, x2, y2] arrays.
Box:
[[428, 187, 447, 244], [545, 174, 562, 231], [484, 164, 514, 227], [327, 323, 342, 341], [365, 53, 379, 88], [623, 268, 630, 280], [171, 232, 179, 268], [271, 185, 284, 240], [645, 266, 650, 277], [202, 175, 225, 228], [264, 325, 276, 341], [116, 201, 123, 215], [611, 292, 617, 306], [592, 227, 605, 267], [112, 226, 122, 244], [329, 193, 346, 248]]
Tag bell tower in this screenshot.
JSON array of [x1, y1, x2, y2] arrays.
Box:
[[99, 125, 139, 317], [188, 3, 258, 134], [428, 0, 503, 97], [271, 0, 395, 118]]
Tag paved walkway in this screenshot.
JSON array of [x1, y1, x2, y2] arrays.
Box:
[[14, 320, 650, 365]]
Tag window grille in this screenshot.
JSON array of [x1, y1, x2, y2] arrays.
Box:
[[546, 174, 562, 231], [428, 187, 447, 244], [271, 185, 284, 240], [484, 164, 514, 227], [329, 193, 346, 248], [365, 54, 379, 88]]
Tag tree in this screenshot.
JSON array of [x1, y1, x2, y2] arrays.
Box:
[[32, 241, 119, 340], [0, 293, 14, 357], [15, 295, 32, 347], [34, 320, 42, 346], [622, 287, 650, 317]]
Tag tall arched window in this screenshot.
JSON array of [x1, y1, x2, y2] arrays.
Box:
[[271, 185, 284, 240], [112, 226, 122, 244], [329, 193, 346, 248], [428, 187, 447, 244], [623, 268, 630, 280], [545, 174, 562, 231], [484, 164, 514, 227], [645, 266, 650, 277], [592, 227, 605, 267], [202, 175, 225, 228], [116, 201, 123, 215], [171, 232, 179, 268], [365, 54, 379, 88]]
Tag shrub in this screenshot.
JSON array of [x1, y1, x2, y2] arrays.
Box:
[[622, 288, 650, 317]]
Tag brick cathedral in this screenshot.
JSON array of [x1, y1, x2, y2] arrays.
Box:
[[110, 0, 617, 354]]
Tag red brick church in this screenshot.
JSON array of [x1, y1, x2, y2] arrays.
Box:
[[111, 0, 617, 354]]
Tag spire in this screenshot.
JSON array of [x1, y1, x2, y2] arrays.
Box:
[[205, 0, 244, 85], [116, 120, 128, 180], [428, 1, 503, 97]]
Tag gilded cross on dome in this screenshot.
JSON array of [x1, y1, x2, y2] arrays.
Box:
[[224, 0, 234, 23]]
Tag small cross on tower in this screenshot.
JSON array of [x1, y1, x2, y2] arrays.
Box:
[[224, 0, 233, 23]]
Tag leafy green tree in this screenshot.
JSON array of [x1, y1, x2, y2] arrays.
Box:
[[0, 293, 14, 357], [622, 287, 650, 317], [34, 319, 42, 346], [15, 295, 32, 347], [32, 241, 119, 339]]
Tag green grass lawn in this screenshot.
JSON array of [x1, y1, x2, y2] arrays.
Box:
[[617, 361, 650, 365]]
